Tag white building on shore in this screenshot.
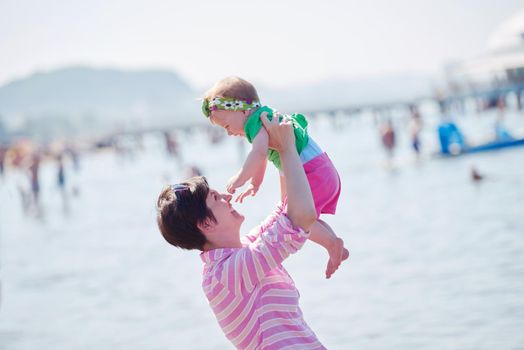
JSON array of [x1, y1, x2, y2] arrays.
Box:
[[444, 9, 524, 98]]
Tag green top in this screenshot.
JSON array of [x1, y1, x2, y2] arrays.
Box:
[[244, 106, 309, 169]]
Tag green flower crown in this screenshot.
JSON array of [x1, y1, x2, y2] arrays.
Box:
[[201, 97, 261, 118]]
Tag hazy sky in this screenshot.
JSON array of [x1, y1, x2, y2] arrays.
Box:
[[1, 0, 523, 88]]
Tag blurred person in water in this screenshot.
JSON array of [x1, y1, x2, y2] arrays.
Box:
[[0, 143, 7, 178], [156, 115, 327, 349], [29, 153, 41, 208], [408, 105, 423, 158], [201, 76, 348, 279], [379, 118, 396, 166]]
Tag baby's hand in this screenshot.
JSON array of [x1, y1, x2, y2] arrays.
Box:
[[235, 184, 259, 203], [226, 175, 242, 194]]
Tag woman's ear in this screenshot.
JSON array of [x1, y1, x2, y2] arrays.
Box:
[[198, 218, 216, 250], [197, 218, 215, 235]]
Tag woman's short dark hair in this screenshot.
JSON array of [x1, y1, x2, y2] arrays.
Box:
[[156, 176, 216, 250]]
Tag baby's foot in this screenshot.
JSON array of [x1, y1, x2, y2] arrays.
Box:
[[325, 240, 349, 279]]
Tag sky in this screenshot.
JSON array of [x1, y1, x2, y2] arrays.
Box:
[[1, 0, 523, 89]]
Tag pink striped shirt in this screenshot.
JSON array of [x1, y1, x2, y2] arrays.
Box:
[[200, 203, 326, 350]]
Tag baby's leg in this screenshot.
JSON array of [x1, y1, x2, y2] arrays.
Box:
[[309, 219, 349, 279]]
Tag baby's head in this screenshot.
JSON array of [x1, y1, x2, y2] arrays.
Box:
[[202, 76, 261, 137]]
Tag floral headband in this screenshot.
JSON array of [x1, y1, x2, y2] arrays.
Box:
[[201, 97, 261, 118]]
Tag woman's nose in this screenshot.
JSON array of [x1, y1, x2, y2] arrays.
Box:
[[223, 193, 232, 202]]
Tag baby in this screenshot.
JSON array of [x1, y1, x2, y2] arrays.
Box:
[[202, 76, 349, 278]]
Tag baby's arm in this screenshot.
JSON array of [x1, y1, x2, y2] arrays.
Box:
[[227, 128, 269, 194], [236, 156, 267, 203], [251, 151, 267, 188]]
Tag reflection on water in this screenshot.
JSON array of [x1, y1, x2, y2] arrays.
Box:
[[1, 111, 524, 350]]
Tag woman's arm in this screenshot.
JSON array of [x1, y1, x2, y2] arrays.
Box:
[[279, 174, 287, 202], [261, 113, 316, 231]]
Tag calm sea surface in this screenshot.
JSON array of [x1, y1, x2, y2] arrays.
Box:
[[1, 110, 523, 350]]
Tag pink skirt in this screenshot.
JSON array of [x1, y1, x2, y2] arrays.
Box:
[[303, 153, 341, 217]]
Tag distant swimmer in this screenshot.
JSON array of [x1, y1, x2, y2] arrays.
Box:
[[409, 105, 423, 157], [0, 144, 6, 177], [29, 153, 41, 205], [471, 166, 484, 182], [380, 118, 396, 168]]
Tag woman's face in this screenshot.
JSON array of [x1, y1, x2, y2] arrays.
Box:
[[203, 188, 244, 246]]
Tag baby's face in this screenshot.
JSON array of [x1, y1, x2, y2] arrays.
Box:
[[210, 110, 247, 137]]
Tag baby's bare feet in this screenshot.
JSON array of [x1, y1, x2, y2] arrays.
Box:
[[325, 239, 349, 279]]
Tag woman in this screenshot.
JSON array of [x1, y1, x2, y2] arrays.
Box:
[[156, 114, 326, 349]]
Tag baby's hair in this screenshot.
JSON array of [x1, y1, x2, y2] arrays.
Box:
[[204, 76, 260, 102]]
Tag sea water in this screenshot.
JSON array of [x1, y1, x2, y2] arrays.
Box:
[[0, 110, 523, 350]]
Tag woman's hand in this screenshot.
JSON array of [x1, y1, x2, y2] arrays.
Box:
[[260, 112, 295, 153]]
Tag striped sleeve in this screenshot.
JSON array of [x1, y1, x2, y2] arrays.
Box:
[[215, 213, 309, 294], [241, 200, 287, 244]]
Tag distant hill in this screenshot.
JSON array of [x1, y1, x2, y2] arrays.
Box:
[[0, 67, 435, 139], [0, 66, 201, 138]]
